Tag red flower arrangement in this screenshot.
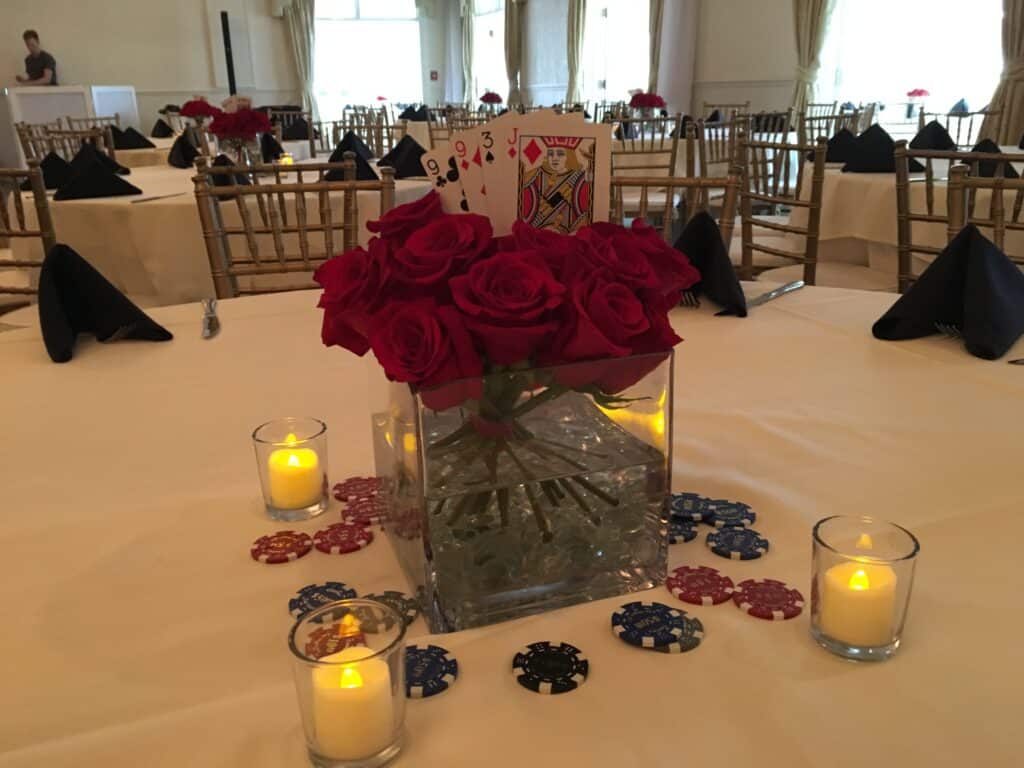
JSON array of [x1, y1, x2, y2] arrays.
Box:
[[209, 108, 273, 141], [906, 88, 930, 98], [481, 91, 503, 104], [376, 95, 388, 101], [629, 92, 667, 109], [316, 192, 697, 410], [180, 99, 222, 120]]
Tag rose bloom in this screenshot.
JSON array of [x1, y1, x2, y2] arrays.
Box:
[[314, 237, 392, 356], [392, 213, 492, 290], [366, 191, 444, 247]]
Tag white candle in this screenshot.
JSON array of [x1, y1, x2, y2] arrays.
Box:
[[267, 433, 322, 509], [819, 560, 898, 647], [312, 646, 395, 760]]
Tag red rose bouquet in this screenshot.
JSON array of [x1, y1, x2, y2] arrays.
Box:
[[209, 108, 273, 142], [481, 91, 503, 104], [629, 92, 666, 109], [906, 88, 930, 98], [180, 98, 222, 121]]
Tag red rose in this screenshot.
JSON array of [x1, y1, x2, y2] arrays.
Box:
[[393, 213, 492, 288], [181, 99, 221, 119], [552, 269, 652, 362], [576, 223, 658, 290], [629, 219, 700, 297], [509, 220, 594, 279], [366, 191, 444, 247], [370, 300, 483, 410], [451, 250, 566, 365], [315, 237, 392, 356]]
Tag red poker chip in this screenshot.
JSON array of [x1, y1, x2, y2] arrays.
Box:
[[342, 496, 389, 526], [666, 565, 735, 606], [333, 476, 383, 502], [250, 531, 312, 564], [732, 578, 805, 621], [314, 522, 374, 555], [304, 624, 367, 659]]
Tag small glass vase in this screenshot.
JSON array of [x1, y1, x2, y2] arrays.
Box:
[[810, 515, 920, 662], [374, 351, 673, 632], [289, 599, 407, 768]]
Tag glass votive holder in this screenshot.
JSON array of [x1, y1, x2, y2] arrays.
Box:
[[811, 515, 920, 662], [252, 417, 328, 521], [289, 599, 407, 768]]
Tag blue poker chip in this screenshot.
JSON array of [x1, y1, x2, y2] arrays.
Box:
[[289, 582, 358, 620], [611, 601, 690, 649], [513, 641, 589, 695], [706, 500, 756, 529], [706, 527, 769, 560], [405, 644, 458, 699], [668, 519, 697, 544], [669, 492, 709, 522]]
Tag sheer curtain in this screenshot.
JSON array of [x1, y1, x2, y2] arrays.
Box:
[[648, 0, 664, 93], [461, 0, 476, 104], [566, 0, 586, 102], [982, 0, 1024, 143], [791, 0, 836, 114], [504, 0, 526, 106], [284, 0, 319, 119]]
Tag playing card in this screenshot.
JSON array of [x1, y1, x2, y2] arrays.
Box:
[[420, 146, 469, 214], [450, 129, 488, 215], [486, 112, 609, 236]]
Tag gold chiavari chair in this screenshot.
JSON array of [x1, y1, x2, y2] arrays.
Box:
[[858, 102, 878, 132], [609, 168, 742, 248], [595, 100, 627, 124], [448, 114, 491, 133], [0, 160, 57, 312], [737, 136, 827, 284], [697, 117, 743, 176], [703, 101, 750, 118], [426, 110, 452, 149], [269, 109, 317, 157], [894, 141, 1024, 292], [747, 109, 794, 144], [806, 101, 838, 119], [192, 153, 396, 299], [64, 114, 121, 131], [947, 163, 1024, 265], [14, 121, 60, 161], [611, 115, 687, 223], [917, 110, 997, 151], [363, 106, 396, 157], [797, 111, 859, 143], [44, 127, 117, 162]]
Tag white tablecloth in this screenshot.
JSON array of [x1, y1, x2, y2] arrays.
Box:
[[2, 285, 1021, 767], [117, 137, 176, 169], [10, 165, 432, 306], [403, 120, 431, 150]]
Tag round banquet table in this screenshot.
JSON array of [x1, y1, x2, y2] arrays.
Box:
[[1, 284, 1020, 768], [116, 137, 177, 169], [9, 165, 432, 306]]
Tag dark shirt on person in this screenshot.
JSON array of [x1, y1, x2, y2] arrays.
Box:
[[25, 51, 57, 85]]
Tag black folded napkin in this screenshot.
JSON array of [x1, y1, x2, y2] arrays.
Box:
[[37, 244, 172, 363], [210, 154, 252, 198], [707, 109, 722, 123], [151, 118, 174, 138], [377, 134, 426, 178], [397, 105, 417, 120], [167, 133, 200, 168], [909, 120, 956, 151], [950, 98, 970, 115], [281, 117, 311, 141], [842, 124, 925, 173], [54, 156, 142, 200], [260, 131, 284, 162], [823, 128, 858, 163], [872, 225, 1024, 359], [20, 152, 72, 190], [672, 211, 747, 317], [69, 142, 130, 176], [111, 126, 156, 150], [969, 138, 1019, 178], [409, 105, 429, 122], [336, 131, 373, 162], [325, 147, 378, 181]]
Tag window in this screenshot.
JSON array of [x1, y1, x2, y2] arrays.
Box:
[[315, 0, 423, 118], [816, 0, 1002, 117], [472, 0, 506, 101], [581, 0, 649, 105]]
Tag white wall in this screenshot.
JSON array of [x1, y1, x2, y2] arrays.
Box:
[[657, 0, 699, 115], [692, 0, 795, 112], [1, 0, 298, 127]]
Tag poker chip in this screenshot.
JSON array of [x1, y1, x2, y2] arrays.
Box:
[[313, 522, 374, 555], [342, 496, 389, 526], [706, 527, 769, 560], [666, 565, 736, 606], [669, 492, 709, 522], [362, 590, 420, 628], [405, 644, 458, 698], [512, 641, 589, 695], [250, 531, 312, 564], [304, 621, 367, 659], [289, 582, 358, 620], [706, 500, 756, 529], [668, 519, 697, 544], [332, 476, 383, 502], [733, 578, 805, 621], [651, 613, 704, 654], [611, 601, 689, 649]]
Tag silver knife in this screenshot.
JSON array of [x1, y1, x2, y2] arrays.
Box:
[[747, 280, 804, 308], [201, 298, 220, 339], [130, 192, 187, 204]]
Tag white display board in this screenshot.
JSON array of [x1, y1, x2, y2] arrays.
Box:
[[0, 86, 91, 168], [91, 86, 140, 129]]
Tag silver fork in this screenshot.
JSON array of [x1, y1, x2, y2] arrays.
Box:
[[679, 290, 701, 308], [934, 322, 962, 339], [201, 299, 220, 339]]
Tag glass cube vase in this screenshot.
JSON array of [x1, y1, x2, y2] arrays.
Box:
[[373, 351, 673, 633]]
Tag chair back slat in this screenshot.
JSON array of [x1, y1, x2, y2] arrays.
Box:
[[0, 161, 57, 298], [64, 114, 120, 131], [269, 109, 316, 157], [611, 115, 682, 177]]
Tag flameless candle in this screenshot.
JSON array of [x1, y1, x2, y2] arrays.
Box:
[[312, 645, 395, 760], [818, 560, 898, 648], [267, 433, 322, 509]]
